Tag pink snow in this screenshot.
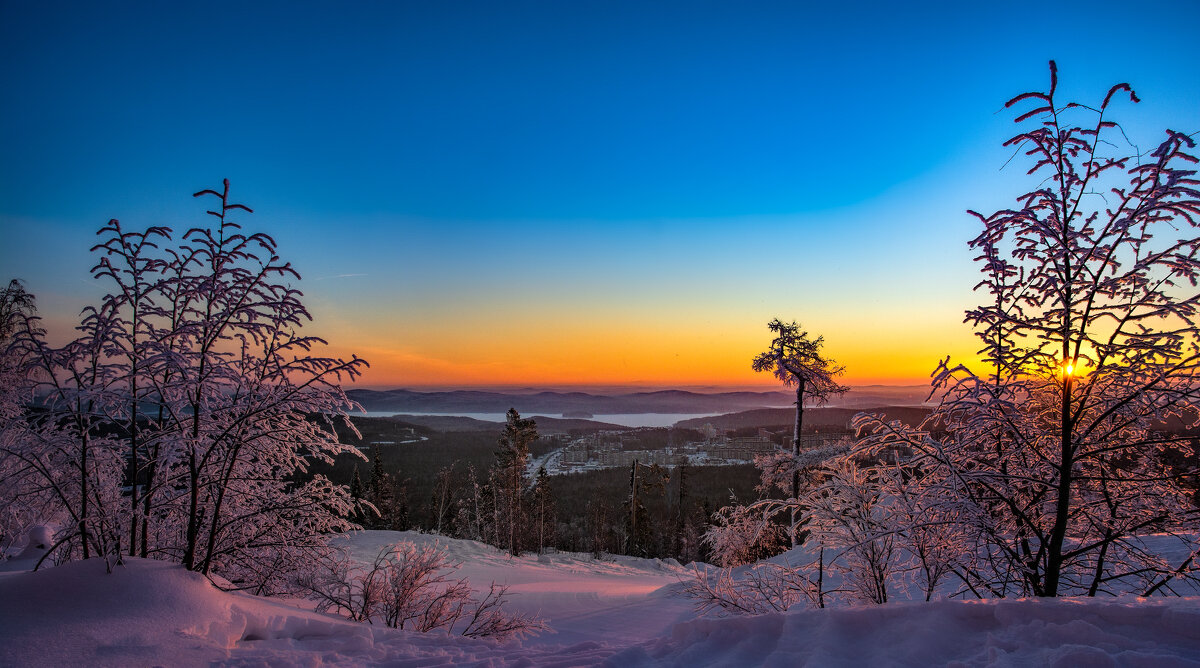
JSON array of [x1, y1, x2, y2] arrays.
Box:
[[2, 531, 1199, 666]]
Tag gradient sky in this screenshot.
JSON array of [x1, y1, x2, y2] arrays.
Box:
[[2, 1, 1198, 389]]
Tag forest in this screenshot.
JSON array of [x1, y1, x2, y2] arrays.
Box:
[[319, 415, 767, 563]]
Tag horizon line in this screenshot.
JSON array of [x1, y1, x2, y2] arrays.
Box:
[[351, 382, 934, 393]]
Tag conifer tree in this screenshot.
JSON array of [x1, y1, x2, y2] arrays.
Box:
[[531, 465, 556, 554], [349, 465, 363, 501], [391, 476, 410, 531], [368, 445, 386, 503], [490, 409, 537, 555], [752, 319, 848, 545]]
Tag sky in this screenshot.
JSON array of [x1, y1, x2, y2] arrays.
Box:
[[2, 1, 1198, 390]]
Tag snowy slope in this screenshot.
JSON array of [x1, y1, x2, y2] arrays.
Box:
[[614, 596, 1200, 667], [2, 531, 1200, 666], [342, 530, 698, 647], [0, 556, 620, 667]]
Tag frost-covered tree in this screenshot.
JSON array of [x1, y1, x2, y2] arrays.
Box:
[[89, 221, 171, 558], [691, 63, 1200, 613], [806, 459, 896, 604], [154, 182, 366, 584], [1, 181, 369, 591], [298, 540, 547, 639], [855, 62, 1200, 597], [0, 280, 36, 342], [0, 280, 42, 558], [14, 281, 129, 563], [752, 319, 848, 544]]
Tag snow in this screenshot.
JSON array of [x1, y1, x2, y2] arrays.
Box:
[[341, 530, 697, 647], [615, 597, 1200, 667], [0, 525, 52, 572], [2, 531, 1200, 666], [0, 556, 614, 667]]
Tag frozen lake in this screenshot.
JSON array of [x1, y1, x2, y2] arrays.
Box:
[[358, 411, 724, 428]]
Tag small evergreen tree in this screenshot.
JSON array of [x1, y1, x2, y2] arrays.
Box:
[[391, 476, 410, 531], [368, 445, 386, 503], [349, 465, 363, 501], [530, 466, 556, 554], [491, 409, 537, 555], [348, 465, 365, 523]]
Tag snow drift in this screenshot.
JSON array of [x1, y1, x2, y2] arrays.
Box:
[[2, 533, 1200, 666], [613, 597, 1200, 667]]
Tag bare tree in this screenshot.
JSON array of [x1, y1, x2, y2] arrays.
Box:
[[298, 540, 547, 640], [625, 459, 667, 556], [1, 181, 369, 593], [805, 459, 896, 604], [0, 280, 41, 558], [685, 560, 815, 616], [89, 221, 170, 557], [855, 61, 1200, 597], [0, 280, 36, 342], [530, 465, 555, 554], [430, 462, 460, 535]]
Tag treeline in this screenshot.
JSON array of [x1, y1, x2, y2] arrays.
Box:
[[317, 415, 765, 562]]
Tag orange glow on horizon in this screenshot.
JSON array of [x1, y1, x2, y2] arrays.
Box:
[[306, 282, 985, 390], [318, 318, 983, 390]]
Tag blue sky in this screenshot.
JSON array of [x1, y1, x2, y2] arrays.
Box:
[[2, 1, 1198, 387]]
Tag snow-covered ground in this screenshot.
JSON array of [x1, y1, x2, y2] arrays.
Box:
[[342, 530, 698, 648], [2, 530, 1200, 666]]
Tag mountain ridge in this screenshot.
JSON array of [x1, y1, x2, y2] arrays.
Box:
[[347, 386, 932, 415]]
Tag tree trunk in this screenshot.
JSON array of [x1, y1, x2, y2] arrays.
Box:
[[629, 460, 639, 554], [1045, 204, 1074, 597], [1046, 370, 1073, 596], [140, 441, 156, 558], [183, 403, 201, 570], [791, 380, 805, 546], [128, 394, 139, 558], [79, 423, 90, 560]]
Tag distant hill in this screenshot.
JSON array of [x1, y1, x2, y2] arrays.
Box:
[[347, 388, 793, 415], [372, 414, 631, 434], [347, 386, 933, 416], [829, 385, 935, 408], [674, 406, 933, 431]]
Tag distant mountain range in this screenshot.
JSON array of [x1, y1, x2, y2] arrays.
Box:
[[347, 388, 793, 415], [346, 385, 933, 416], [674, 406, 933, 430], [375, 414, 633, 433]]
